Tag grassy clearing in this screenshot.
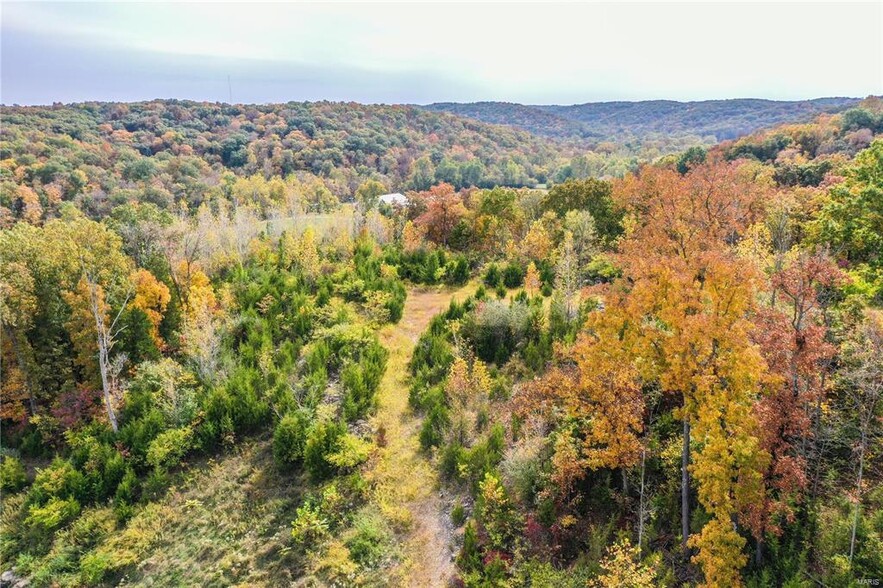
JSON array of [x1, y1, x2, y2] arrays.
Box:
[[121, 440, 305, 587], [364, 282, 475, 587]]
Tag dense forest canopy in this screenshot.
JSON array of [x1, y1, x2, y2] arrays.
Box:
[[0, 100, 570, 221], [423, 97, 861, 141], [1, 97, 882, 587], [2, 97, 870, 229]]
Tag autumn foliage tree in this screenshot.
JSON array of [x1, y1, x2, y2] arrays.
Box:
[[413, 183, 467, 246], [53, 212, 136, 432], [611, 158, 772, 585], [526, 305, 644, 479], [130, 268, 172, 349], [838, 310, 883, 563], [746, 251, 844, 560]]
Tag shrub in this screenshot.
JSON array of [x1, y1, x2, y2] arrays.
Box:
[[125, 358, 199, 428], [386, 248, 469, 286], [476, 472, 521, 552], [458, 425, 506, 492], [0, 456, 27, 493], [463, 300, 532, 364], [80, 551, 113, 586], [69, 507, 117, 554], [500, 436, 545, 506], [29, 458, 86, 504], [118, 408, 166, 466], [145, 427, 193, 471], [483, 263, 502, 288], [437, 442, 463, 480], [419, 400, 450, 450], [325, 434, 373, 469], [341, 341, 388, 421], [273, 410, 310, 469], [141, 469, 170, 501], [26, 496, 81, 533], [458, 521, 482, 575], [224, 366, 272, 432], [78, 503, 175, 584], [502, 261, 525, 289], [422, 251, 441, 283], [199, 365, 271, 446], [452, 499, 466, 527], [346, 507, 393, 567], [291, 502, 330, 546], [113, 468, 138, 521], [409, 333, 454, 394], [444, 255, 470, 285], [304, 421, 346, 480], [68, 434, 128, 502]]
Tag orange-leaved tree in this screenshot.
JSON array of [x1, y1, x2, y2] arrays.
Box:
[[612, 157, 772, 586], [413, 183, 467, 246]]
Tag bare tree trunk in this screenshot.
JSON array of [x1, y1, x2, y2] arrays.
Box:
[[849, 428, 867, 563], [682, 418, 691, 551], [96, 331, 118, 433], [87, 280, 120, 433]]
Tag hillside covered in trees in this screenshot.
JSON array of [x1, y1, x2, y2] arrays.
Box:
[[3, 98, 869, 230], [0, 99, 571, 223], [1, 97, 882, 587], [423, 97, 861, 141]]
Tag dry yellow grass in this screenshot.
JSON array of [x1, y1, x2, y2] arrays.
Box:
[[364, 282, 475, 587], [120, 441, 306, 586]]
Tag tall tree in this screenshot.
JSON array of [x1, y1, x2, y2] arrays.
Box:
[[407, 156, 436, 191], [529, 306, 644, 473], [555, 231, 580, 320], [747, 251, 843, 562], [812, 139, 883, 302], [614, 158, 771, 585], [129, 268, 171, 349], [0, 260, 38, 418], [1, 220, 78, 416], [49, 210, 134, 432], [413, 183, 467, 246], [354, 179, 386, 231], [541, 178, 622, 244]]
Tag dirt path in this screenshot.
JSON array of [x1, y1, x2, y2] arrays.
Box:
[[365, 284, 473, 587]]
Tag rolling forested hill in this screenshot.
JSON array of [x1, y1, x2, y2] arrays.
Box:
[[0, 99, 572, 217], [423, 97, 862, 141], [2, 97, 867, 227]]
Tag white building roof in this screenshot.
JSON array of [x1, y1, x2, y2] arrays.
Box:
[[378, 192, 409, 206]]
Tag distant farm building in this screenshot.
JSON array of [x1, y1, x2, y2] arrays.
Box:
[[379, 192, 409, 206]]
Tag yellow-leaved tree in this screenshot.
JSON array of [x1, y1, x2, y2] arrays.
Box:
[[613, 158, 772, 586], [49, 209, 135, 432]]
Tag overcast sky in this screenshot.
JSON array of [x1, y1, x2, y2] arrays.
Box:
[[2, 1, 881, 105]]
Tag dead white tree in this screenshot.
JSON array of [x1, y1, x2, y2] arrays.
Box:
[[81, 263, 132, 433]]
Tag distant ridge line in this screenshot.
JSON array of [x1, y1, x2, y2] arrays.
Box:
[[420, 96, 865, 142]]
